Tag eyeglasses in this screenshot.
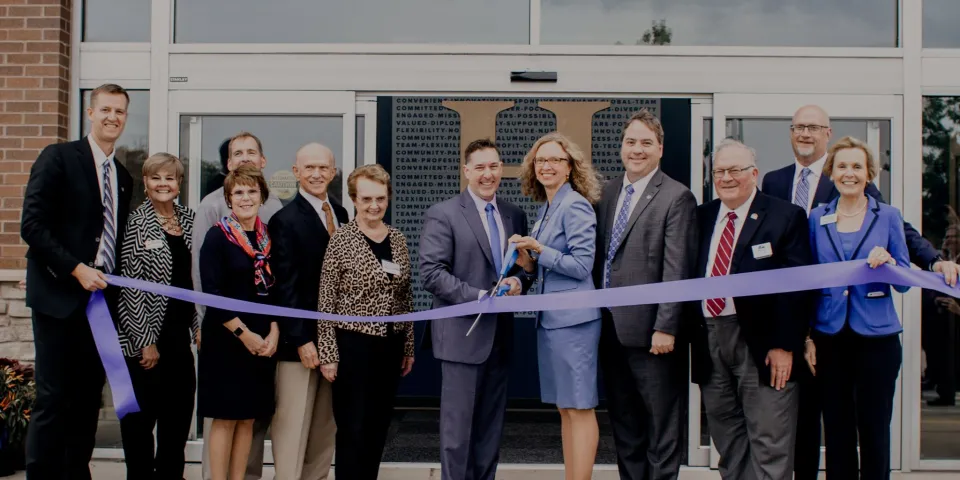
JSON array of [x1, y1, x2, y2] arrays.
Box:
[[790, 124, 829, 134], [711, 165, 755, 178], [534, 157, 570, 166]]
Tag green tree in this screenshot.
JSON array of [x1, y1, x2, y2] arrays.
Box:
[[922, 96, 960, 246], [640, 19, 672, 46]]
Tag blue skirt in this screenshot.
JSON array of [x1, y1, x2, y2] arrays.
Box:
[[537, 318, 601, 409]]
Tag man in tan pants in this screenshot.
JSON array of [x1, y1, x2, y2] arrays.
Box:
[[265, 143, 346, 479]]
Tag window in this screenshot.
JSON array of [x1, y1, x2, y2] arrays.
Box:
[[82, 0, 151, 42], [919, 96, 960, 459], [80, 90, 152, 206], [720, 118, 891, 201], [174, 0, 529, 44], [923, 0, 960, 48], [540, 0, 898, 47]]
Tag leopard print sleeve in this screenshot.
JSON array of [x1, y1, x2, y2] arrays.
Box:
[[395, 232, 415, 357], [316, 231, 344, 365]]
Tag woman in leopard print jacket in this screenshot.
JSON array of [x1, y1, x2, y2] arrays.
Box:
[[316, 164, 414, 479]]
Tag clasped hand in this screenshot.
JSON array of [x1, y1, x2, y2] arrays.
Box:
[[239, 326, 279, 357]]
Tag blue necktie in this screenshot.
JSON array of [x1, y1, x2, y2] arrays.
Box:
[[485, 203, 502, 274], [604, 184, 635, 289], [101, 159, 116, 273], [794, 167, 811, 212]]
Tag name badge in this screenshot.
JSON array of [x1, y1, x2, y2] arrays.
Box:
[[144, 239, 164, 250], [381, 260, 401, 275], [751, 242, 773, 259], [820, 214, 838, 225]]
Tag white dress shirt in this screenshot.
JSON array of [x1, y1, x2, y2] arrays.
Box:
[[702, 189, 757, 317], [89, 136, 118, 269], [790, 154, 826, 214], [300, 187, 340, 231]]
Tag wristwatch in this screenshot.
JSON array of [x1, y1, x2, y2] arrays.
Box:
[[233, 326, 244, 337]]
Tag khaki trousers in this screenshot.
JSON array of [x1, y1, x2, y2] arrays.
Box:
[[271, 361, 336, 480]]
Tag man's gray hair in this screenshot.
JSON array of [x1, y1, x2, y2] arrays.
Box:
[[713, 137, 757, 166]]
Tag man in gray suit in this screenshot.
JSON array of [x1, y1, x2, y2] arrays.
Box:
[[593, 110, 698, 480], [420, 138, 533, 480]]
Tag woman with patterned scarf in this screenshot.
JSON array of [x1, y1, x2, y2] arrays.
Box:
[[198, 165, 280, 480]]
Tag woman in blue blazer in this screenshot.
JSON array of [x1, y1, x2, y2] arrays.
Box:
[[807, 136, 910, 480], [510, 132, 602, 480]]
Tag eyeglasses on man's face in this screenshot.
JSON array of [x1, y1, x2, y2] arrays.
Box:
[[790, 124, 828, 134], [711, 165, 756, 178]]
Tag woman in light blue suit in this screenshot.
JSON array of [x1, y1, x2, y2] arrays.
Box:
[[807, 136, 909, 480], [510, 132, 602, 480]]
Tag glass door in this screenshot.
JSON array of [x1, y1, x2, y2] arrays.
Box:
[[167, 90, 357, 462], [709, 93, 907, 472]]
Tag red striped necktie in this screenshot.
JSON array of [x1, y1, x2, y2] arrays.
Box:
[[706, 211, 737, 317]]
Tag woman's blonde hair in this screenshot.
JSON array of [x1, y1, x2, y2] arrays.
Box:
[[824, 136, 878, 182], [141, 152, 184, 182], [520, 132, 602, 204]]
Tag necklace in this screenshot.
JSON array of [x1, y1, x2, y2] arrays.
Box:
[[837, 197, 867, 217], [156, 211, 182, 235]]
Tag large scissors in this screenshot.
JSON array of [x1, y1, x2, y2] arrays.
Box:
[[466, 242, 518, 337]]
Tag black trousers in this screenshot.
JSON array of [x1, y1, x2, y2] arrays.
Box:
[[26, 308, 106, 480], [814, 328, 901, 480], [331, 329, 404, 480], [119, 345, 196, 480], [793, 359, 823, 480], [599, 315, 683, 480]]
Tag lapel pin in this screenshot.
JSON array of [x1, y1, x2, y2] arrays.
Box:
[[646, 195, 652, 199], [750, 213, 758, 220]]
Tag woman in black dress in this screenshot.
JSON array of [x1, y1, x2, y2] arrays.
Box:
[[117, 153, 198, 480], [198, 165, 280, 480]]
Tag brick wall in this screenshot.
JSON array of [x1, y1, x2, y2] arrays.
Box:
[[0, 0, 73, 270], [0, 276, 32, 361]]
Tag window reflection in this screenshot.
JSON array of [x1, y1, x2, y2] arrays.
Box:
[[541, 0, 897, 47], [923, 0, 960, 48], [83, 0, 151, 42], [81, 90, 152, 205], [920, 96, 960, 459], [193, 116, 345, 207], [720, 118, 891, 201], [174, 0, 529, 44]]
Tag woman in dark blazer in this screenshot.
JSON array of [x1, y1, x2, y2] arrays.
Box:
[[316, 164, 415, 480], [510, 132, 602, 480], [807, 136, 910, 480], [198, 165, 280, 480], [117, 152, 198, 480]]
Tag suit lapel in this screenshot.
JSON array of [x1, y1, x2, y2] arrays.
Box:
[[601, 177, 622, 253], [617, 170, 663, 255], [731, 192, 767, 270], [460, 191, 496, 268], [820, 201, 845, 261], [848, 196, 880, 259], [78, 137, 101, 211], [813, 174, 835, 207], [294, 193, 329, 241]]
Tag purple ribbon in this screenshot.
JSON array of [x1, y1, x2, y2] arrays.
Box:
[[104, 260, 960, 324], [89, 260, 957, 420], [86, 291, 140, 419]]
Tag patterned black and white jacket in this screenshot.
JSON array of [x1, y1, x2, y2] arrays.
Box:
[[118, 201, 199, 357]]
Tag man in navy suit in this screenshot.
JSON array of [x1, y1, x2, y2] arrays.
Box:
[[690, 139, 812, 479], [21, 83, 134, 480], [760, 104, 960, 480]]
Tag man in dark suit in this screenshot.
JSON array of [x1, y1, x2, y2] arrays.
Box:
[[419, 138, 532, 480], [267, 143, 347, 480], [761, 104, 959, 480], [690, 139, 812, 479], [593, 110, 698, 480], [21, 83, 134, 480]]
